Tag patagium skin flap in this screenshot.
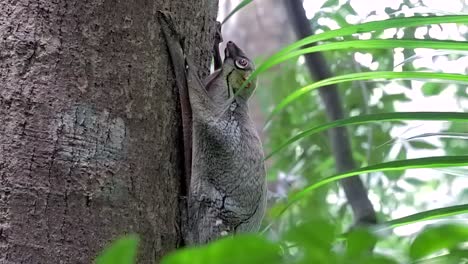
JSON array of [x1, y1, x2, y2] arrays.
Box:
[[188, 40, 267, 244]]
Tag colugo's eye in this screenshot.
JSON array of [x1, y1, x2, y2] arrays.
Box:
[[235, 58, 249, 69]]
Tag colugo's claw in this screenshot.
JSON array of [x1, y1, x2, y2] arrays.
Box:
[[158, 10, 187, 76], [214, 21, 223, 44], [213, 21, 224, 70], [158, 11, 176, 35], [157, 11, 185, 50]]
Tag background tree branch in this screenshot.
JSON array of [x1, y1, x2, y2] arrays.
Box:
[[284, 0, 377, 225]]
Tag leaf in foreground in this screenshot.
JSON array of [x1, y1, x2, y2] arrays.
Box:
[[410, 224, 468, 260], [275, 156, 468, 217], [95, 235, 139, 264], [242, 15, 468, 89], [268, 72, 468, 119], [379, 204, 468, 229], [221, 0, 253, 24], [161, 235, 281, 264], [266, 112, 468, 160]]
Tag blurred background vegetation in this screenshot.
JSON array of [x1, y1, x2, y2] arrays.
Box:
[[253, 0, 468, 236], [98, 0, 468, 263]]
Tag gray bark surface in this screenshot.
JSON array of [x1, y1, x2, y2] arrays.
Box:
[[0, 0, 217, 263]]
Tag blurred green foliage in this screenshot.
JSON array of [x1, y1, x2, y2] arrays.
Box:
[[162, 235, 282, 264], [95, 235, 138, 264]]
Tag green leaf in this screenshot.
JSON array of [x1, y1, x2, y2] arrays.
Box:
[[409, 141, 439, 150], [321, 0, 339, 9], [415, 250, 468, 264], [405, 177, 426, 186], [265, 15, 468, 68], [275, 156, 468, 217], [285, 219, 337, 262], [95, 235, 139, 264], [266, 112, 468, 160], [422, 82, 444, 96], [267, 71, 468, 119], [346, 228, 377, 258], [161, 235, 281, 264], [270, 39, 467, 70], [241, 15, 468, 89], [383, 204, 468, 228], [410, 224, 468, 260], [406, 132, 468, 141], [221, 0, 253, 24]]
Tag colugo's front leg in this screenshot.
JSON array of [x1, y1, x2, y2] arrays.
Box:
[[212, 22, 223, 70], [158, 11, 221, 196], [158, 11, 193, 197], [158, 12, 219, 122]]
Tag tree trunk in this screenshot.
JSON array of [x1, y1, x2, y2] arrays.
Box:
[[0, 0, 217, 263]]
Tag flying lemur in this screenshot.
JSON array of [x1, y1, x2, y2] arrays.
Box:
[[158, 12, 267, 245]]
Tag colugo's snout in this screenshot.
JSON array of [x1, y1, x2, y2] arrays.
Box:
[[224, 41, 247, 59]]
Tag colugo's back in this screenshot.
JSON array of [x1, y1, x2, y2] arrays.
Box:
[[187, 41, 266, 244]]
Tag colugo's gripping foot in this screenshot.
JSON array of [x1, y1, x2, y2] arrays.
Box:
[[213, 21, 223, 70], [214, 21, 223, 44], [157, 11, 185, 57]]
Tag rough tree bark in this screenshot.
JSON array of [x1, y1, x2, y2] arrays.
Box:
[[0, 0, 217, 263]]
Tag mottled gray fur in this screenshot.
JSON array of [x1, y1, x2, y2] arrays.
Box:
[[187, 59, 267, 244], [159, 12, 266, 245]]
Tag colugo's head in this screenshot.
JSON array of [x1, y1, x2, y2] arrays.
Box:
[[223, 41, 257, 100]]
